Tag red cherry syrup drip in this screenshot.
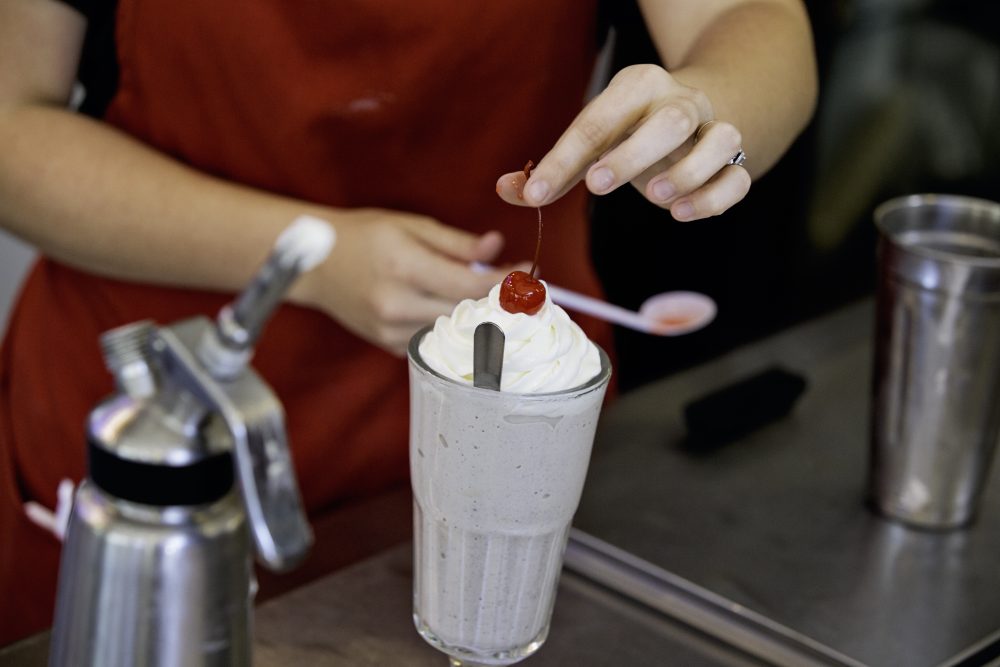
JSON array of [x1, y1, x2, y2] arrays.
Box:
[[500, 161, 546, 315]]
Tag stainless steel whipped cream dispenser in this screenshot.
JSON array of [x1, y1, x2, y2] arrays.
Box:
[[49, 217, 336, 667]]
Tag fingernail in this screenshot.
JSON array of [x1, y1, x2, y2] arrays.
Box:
[[589, 167, 614, 193], [673, 201, 694, 220], [525, 180, 550, 204], [651, 180, 675, 202]]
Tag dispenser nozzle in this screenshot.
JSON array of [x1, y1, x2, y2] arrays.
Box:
[[198, 216, 336, 378]]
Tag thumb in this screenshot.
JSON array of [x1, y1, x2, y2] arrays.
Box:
[[406, 218, 502, 262]]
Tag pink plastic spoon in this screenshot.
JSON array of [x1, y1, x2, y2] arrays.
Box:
[[470, 262, 716, 336], [546, 284, 716, 336]]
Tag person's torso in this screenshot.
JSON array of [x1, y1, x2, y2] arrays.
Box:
[[6, 0, 606, 514]]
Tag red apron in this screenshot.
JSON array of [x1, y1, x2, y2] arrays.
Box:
[[0, 0, 605, 643]]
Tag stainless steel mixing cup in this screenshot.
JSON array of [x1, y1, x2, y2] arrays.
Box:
[[870, 194, 1000, 529]]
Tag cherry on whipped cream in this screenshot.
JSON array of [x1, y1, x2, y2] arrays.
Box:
[[500, 270, 545, 315], [500, 162, 546, 316]]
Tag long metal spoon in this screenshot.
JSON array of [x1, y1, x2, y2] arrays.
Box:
[[473, 322, 505, 391]]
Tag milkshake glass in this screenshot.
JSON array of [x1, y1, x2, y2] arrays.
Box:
[[408, 327, 611, 666]]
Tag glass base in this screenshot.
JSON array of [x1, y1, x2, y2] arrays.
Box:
[[448, 659, 492, 667], [415, 612, 546, 666]]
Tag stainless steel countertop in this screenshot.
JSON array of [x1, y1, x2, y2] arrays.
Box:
[[6, 298, 1000, 666], [572, 298, 1000, 667]]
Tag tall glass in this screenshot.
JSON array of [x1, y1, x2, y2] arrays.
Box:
[[408, 328, 611, 666]]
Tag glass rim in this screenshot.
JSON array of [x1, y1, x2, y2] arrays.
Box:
[[407, 325, 612, 399], [874, 193, 1000, 269]]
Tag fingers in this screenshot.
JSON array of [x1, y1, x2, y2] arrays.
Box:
[[405, 217, 505, 263], [377, 219, 510, 302], [515, 67, 664, 207], [524, 66, 712, 207], [496, 164, 591, 207], [400, 220, 510, 299], [583, 102, 701, 197], [405, 243, 509, 301], [475, 230, 505, 263], [362, 267, 491, 357], [373, 256, 529, 347], [360, 266, 501, 358], [495, 170, 527, 205], [645, 120, 743, 207], [664, 165, 752, 222], [318, 211, 525, 357], [494, 63, 751, 221], [378, 253, 531, 333], [632, 119, 750, 221], [368, 291, 468, 357]]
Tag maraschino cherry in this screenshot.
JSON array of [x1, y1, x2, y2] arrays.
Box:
[[500, 161, 546, 316], [500, 266, 545, 315]]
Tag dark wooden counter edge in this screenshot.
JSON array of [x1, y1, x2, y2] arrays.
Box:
[[0, 483, 413, 664]]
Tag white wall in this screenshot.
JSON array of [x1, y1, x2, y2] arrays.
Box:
[[0, 230, 36, 336]]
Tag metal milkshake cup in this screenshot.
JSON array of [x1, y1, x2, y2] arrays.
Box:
[[870, 194, 1000, 528]]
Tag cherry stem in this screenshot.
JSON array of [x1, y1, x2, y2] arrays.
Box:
[[529, 207, 542, 279]]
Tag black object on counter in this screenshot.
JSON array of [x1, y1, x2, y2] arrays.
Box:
[[681, 366, 808, 450]]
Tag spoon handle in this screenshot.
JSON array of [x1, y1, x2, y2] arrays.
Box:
[[546, 284, 652, 333]]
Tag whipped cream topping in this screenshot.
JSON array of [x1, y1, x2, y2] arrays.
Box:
[[418, 282, 601, 393]]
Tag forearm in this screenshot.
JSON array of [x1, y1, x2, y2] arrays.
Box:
[[0, 102, 516, 355], [641, 0, 818, 177], [0, 103, 331, 305]]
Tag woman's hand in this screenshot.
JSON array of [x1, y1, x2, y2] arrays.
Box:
[[496, 64, 751, 222], [295, 209, 527, 356]]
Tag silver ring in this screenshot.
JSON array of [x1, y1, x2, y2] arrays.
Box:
[[728, 149, 747, 167]]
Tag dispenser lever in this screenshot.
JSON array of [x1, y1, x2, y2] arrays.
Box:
[[156, 322, 314, 570], [153, 216, 335, 570]]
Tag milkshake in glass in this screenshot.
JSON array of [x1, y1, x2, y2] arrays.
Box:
[[409, 282, 611, 665]]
